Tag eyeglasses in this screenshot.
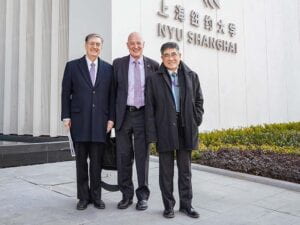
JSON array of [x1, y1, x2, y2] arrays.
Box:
[[87, 42, 101, 47], [162, 52, 179, 58]]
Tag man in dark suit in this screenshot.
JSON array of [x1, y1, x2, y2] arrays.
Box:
[[113, 32, 159, 210], [61, 33, 114, 210], [145, 42, 204, 218]]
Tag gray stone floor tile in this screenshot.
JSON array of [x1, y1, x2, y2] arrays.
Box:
[[17, 174, 74, 186], [0, 161, 299, 225], [198, 196, 245, 214], [277, 200, 300, 217], [252, 190, 300, 213], [278, 201, 300, 217], [49, 182, 77, 197], [191, 218, 256, 225], [253, 211, 300, 225]]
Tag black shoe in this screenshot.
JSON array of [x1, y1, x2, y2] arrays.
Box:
[[76, 200, 89, 210], [136, 200, 148, 210], [163, 208, 175, 218], [179, 207, 200, 218], [117, 198, 133, 209], [94, 199, 105, 209]]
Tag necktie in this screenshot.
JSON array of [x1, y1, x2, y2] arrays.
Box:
[[134, 61, 142, 108], [171, 73, 180, 112], [90, 62, 96, 85]]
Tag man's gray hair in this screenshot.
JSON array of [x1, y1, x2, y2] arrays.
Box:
[[85, 33, 104, 44]]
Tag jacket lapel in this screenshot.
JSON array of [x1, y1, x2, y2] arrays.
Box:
[[158, 65, 172, 92], [78, 56, 93, 88], [143, 56, 152, 78], [180, 61, 192, 101], [94, 58, 102, 88], [178, 68, 186, 112], [123, 56, 130, 94], [161, 71, 176, 108], [162, 73, 172, 91]]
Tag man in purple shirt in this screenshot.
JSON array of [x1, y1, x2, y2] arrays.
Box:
[[113, 32, 159, 210]]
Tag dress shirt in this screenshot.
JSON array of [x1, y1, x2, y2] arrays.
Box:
[[86, 56, 98, 83], [127, 55, 145, 107]]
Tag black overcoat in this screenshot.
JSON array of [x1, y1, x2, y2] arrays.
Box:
[[61, 56, 115, 142], [145, 61, 204, 152]]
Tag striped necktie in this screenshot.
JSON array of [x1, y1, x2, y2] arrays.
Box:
[[133, 60, 142, 108]]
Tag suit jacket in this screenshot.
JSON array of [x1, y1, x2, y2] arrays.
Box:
[[61, 56, 115, 142], [145, 61, 204, 152], [113, 55, 159, 130]]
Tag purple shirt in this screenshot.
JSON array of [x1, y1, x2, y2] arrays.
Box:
[[127, 55, 145, 107]]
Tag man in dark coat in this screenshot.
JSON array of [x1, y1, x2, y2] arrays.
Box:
[[113, 32, 159, 210], [61, 33, 115, 210], [145, 42, 204, 218]]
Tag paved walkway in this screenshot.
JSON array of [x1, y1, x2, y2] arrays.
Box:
[[0, 159, 299, 225]]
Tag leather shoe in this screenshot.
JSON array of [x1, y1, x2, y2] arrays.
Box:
[[179, 207, 200, 218], [76, 200, 89, 210], [163, 208, 175, 218], [94, 199, 105, 209], [117, 198, 133, 209], [136, 200, 148, 210]]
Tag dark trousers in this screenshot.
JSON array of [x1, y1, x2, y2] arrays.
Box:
[[74, 142, 105, 202], [116, 109, 150, 201], [159, 150, 192, 210], [159, 115, 193, 210]]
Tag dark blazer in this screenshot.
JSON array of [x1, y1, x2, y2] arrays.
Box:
[[145, 61, 204, 152], [113, 55, 159, 130], [61, 56, 115, 142]]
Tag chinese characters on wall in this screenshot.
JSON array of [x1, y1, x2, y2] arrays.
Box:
[[157, 0, 238, 54]]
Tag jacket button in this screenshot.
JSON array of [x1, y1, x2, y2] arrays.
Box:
[[93, 104, 95, 108], [173, 122, 176, 126], [93, 91, 95, 94]]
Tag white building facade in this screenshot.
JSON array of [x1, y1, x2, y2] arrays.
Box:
[[1, 0, 300, 137]]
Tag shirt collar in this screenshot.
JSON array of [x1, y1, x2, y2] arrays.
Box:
[[129, 55, 143, 65], [168, 69, 178, 76], [86, 56, 98, 67]]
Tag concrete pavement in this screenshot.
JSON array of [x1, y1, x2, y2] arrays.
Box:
[[0, 159, 299, 225]]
